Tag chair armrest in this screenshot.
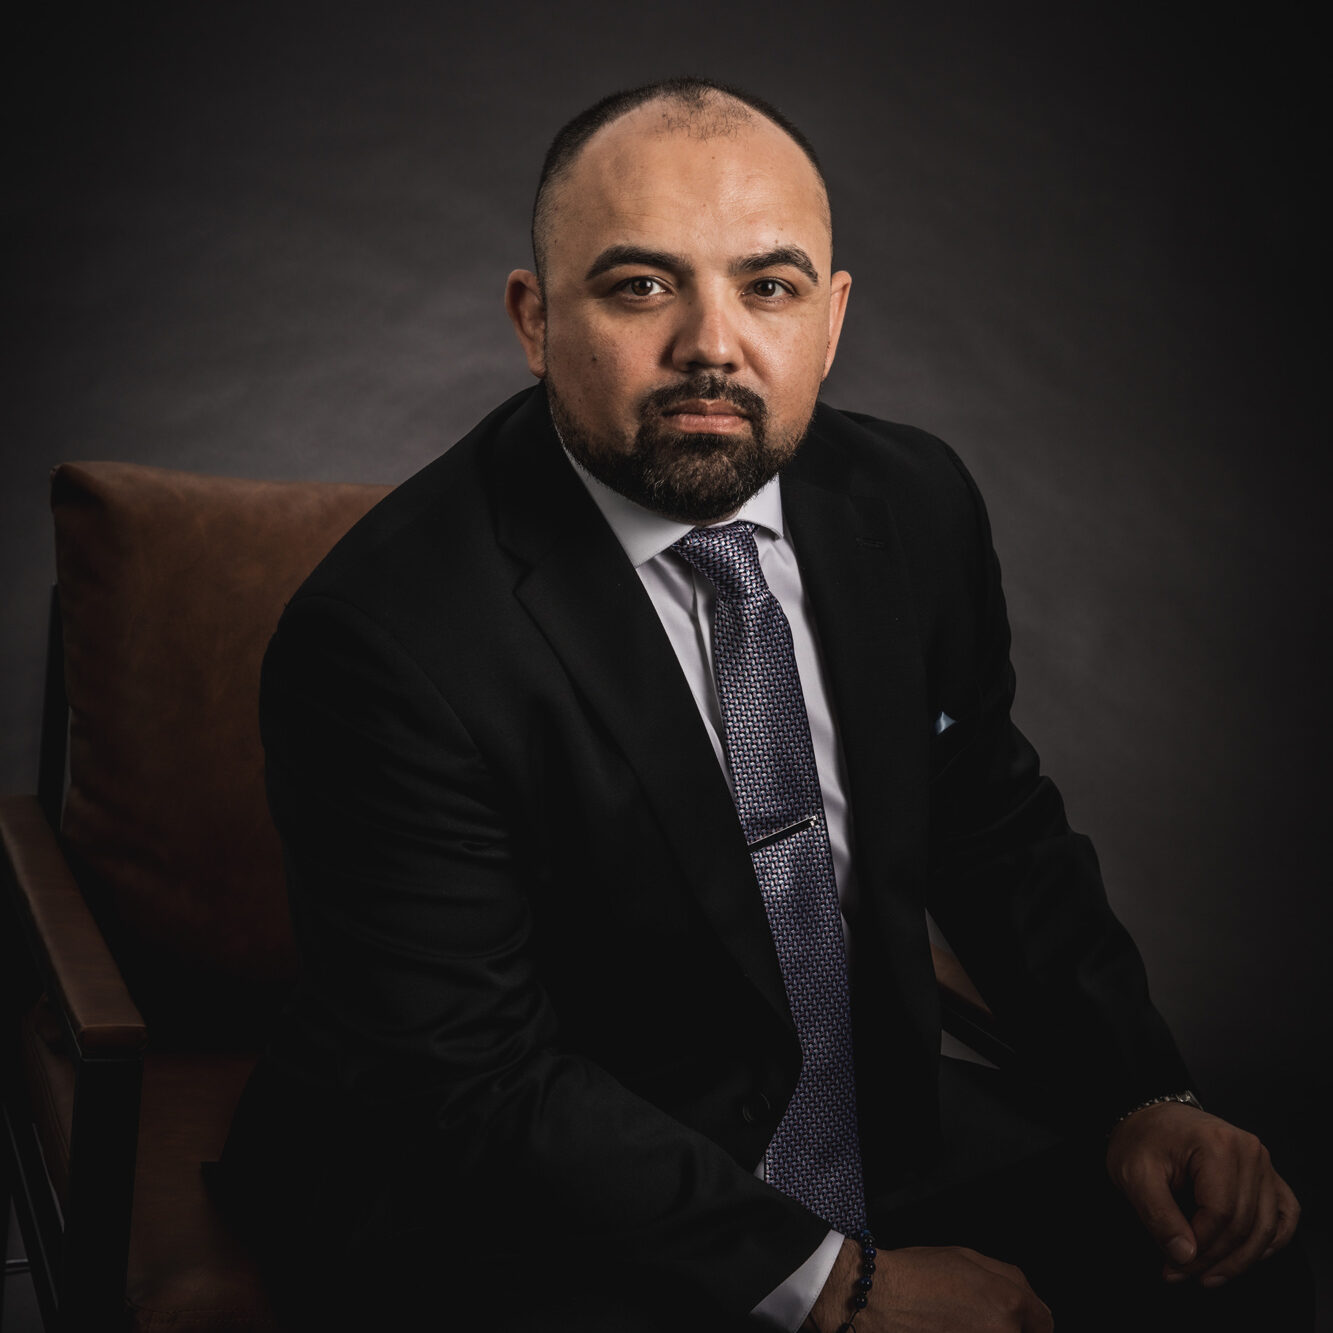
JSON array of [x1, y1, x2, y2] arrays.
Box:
[[0, 793, 145, 1058], [931, 942, 1015, 1067], [931, 941, 988, 1013]]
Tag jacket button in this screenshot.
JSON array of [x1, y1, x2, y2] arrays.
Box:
[[740, 1093, 772, 1126]]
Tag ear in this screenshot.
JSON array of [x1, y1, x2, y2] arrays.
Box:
[[505, 269, 547, 378], [821, 270, 852, 380]]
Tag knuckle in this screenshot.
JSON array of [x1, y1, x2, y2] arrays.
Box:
[[1125, 1155, 1159, 1184], [995, 1283, 1023, 1311], [1143, 1209, 1185, 1241]]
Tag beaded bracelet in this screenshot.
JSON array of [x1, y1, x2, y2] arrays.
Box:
[[833, 1228, 876, 1333]]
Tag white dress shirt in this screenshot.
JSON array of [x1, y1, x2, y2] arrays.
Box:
[[564, 451, 849, 1330]]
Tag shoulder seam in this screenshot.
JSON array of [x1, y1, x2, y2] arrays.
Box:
[[278, 590, 490, 767]]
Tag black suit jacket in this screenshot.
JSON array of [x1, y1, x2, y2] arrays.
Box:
[[223, 384, 1188, 1317]]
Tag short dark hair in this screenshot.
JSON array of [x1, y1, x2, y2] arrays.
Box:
[[530, 77, 828, 279]]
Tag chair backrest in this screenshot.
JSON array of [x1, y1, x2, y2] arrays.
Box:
[[50, 462, 391, 1045]]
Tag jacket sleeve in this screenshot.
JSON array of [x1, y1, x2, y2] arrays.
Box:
[[258, 590, 828, 1316], [923, 448, 1192, 1127]]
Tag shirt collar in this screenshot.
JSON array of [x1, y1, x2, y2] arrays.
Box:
[[563, 446, 785, 569]]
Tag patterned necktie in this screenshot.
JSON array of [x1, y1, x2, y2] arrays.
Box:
[[672, 521, 866, 1235]]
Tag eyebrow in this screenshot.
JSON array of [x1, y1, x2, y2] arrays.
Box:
[[732, 246, 820, 286], [585, 246, 690, 282], [583, 243, 821, 286]]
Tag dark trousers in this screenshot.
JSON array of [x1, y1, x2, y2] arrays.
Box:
[[862, 1058, 1315, 1333], [250, 1059, 1315, 1330], [871, 1131, 1314, 1332]]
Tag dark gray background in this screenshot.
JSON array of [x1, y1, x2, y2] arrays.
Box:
[[4, 0, 1327, 1253]]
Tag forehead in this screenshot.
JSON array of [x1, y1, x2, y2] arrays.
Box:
[[546, 99, 831, 273]]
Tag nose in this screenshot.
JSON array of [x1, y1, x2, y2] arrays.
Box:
[[669, 287, 742, 373]]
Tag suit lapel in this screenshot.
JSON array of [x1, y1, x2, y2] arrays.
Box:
[[489, 391, 795, 1035], [781, 412, 936, 1015]]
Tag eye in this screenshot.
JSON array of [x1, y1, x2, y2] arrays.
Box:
[[750, 278, 792, 300], [619, 275, 669, 298]]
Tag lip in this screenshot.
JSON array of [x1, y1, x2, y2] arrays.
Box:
[[661, 398, 752, 433], [663, 398, 751, 419]]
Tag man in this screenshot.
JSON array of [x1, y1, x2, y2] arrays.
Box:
[[220, 79, 1306, 1330]]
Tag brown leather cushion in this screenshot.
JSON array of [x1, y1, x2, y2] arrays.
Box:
[[51, 463, 390, 1042], [21, 999, 282, 1331]]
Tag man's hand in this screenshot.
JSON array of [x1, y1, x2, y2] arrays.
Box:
[[804, 1237, 1052, 1332], [1106, 1101, 1300, 1287]]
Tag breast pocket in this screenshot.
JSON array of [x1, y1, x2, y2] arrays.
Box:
[[928, 711, 974, 784]]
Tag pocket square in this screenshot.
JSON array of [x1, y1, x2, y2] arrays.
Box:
[[933, 711, 956, 736]]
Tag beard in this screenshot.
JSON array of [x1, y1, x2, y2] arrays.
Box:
[[548, 372, 812, 523]]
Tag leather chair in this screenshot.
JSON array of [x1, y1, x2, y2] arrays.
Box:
[[1, 459, 1002, 1332], [2, 462, 389, 1331]]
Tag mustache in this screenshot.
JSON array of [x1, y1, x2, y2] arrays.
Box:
[[639, 375, 768, 424]]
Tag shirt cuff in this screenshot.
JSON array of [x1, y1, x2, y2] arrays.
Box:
[[749, 1229, 845, 1330]]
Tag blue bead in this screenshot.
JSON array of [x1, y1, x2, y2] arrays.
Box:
[[857, 1275, 873, 1289], [853, 1293, 868, 1309], [861, 1245, 876, 1260], [863, 1260, 875, 1274]]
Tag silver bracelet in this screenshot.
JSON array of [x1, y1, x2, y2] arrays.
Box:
[[1113, 1089, 1203, 1130]]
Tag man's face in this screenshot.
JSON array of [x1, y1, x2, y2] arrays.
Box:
[[506, 99, 851, 523]]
